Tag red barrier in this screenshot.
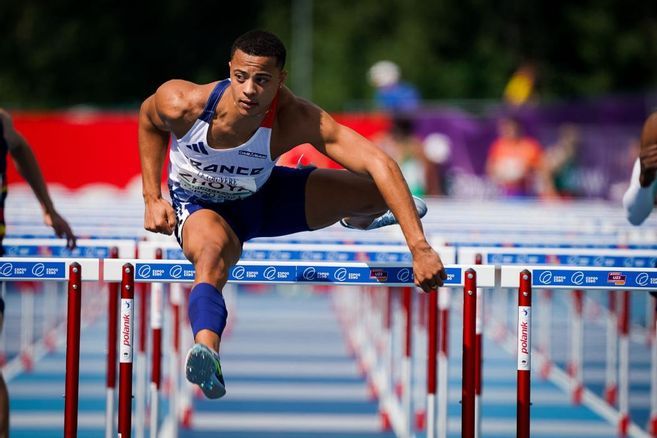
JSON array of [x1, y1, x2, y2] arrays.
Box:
[[517, 270, 532, 438], [462, 269, 477, 438], [474, 254, 483, 437], [426, 290, 438, 437], [118, 264, 135, 438], [619, 291, 631, 437], [64, 263, 82, 438], [105, 247, 119, 437]]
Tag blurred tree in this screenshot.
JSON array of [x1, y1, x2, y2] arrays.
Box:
[[1, 0, 656, 109]]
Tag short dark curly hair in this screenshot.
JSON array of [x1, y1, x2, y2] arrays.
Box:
[[231, 30, 287, 70]]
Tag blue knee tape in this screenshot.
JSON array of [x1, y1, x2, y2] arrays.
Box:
[[188, 283, 228, 339]]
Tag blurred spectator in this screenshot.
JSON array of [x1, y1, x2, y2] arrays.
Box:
[[541, 124, 581, 198], [368, 60, 420, 112], [375, 116, 439, 196], [485, 115, 545, 197], [503, 62, 538, 107]]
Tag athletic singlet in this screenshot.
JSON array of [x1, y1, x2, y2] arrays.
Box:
[[168, 79, 279, 203]]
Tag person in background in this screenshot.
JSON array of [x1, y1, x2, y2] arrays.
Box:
[[0, 108, 76, 438], [503, 62, 538, 107], [368, 60, 420, 112], [541, 123, 582, 199], [485, 115, 545, 197], [623, 112, 657, 225], [375, 116, 435, 196]]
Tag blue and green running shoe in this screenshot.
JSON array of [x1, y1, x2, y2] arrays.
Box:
[[185, 343, 226, 399]]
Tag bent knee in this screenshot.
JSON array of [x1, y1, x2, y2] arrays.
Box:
[[188, 244, 239, 284]]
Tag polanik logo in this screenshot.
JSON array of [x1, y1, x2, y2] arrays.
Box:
[[334, 268, 347, 282], [397, 268, 411, 283], [0, 263, 13, 276], [302, 267, 316, 281], [538, 271, 553, 284], [31, 263, 45, 277], [137, 265, 152, 279], [636, 272, 649, 287], [232, 266, 246, 280], [570, 271, 584, 286], [169, 265, 183, 279], [264, 266, 277, 280]]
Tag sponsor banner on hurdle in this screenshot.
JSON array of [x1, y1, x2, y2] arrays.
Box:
[[458, 246, 657, 268], [501, 265, 657, 290], [103, 259, 495, 287], [0, 258, 100, 281], [2, 238, 136, 258], [138, 240, 457, 264]]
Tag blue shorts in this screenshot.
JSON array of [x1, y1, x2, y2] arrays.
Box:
[[171, 166, 315, 245]]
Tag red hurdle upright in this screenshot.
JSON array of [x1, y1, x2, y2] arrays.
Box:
[[517, 270, 532, 438], [462, 269, 477, 438], [105, 247, 119, 438], [605, 292, 618, 405], [426, 288, 439, 438], [118, 264, 135, 438], [150, 248, 164, 437], [618, 291, 631, 436], [64, 263, 82, 438], [474, 254, 483, 438]]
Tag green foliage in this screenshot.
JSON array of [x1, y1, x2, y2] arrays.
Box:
[[1, 0, 656, 109]]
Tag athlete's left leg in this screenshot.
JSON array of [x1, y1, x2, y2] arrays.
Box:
[[304, 169, 388, 229], [303, 168, 425, 230]]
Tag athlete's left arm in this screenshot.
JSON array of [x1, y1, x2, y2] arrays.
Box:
[[285, 98, 446, 290], [0, 110, 76, 248]]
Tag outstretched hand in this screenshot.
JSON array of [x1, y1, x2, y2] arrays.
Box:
[[44, 210, 77, 249], [412, 242, 447, 293], [639, 143, 657, 187], [144, 197, 177, 235]]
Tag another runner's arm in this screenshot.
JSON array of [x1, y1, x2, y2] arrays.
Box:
[[0, 109, 76, 248], [623, 113, 657, 225]]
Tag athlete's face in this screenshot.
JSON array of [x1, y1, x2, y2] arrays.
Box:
[[229, 49, 286, 117]]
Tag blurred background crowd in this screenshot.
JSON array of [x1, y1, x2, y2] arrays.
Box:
[[2, 0, 656, 202]]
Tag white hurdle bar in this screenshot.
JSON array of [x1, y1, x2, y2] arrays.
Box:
[[501, 265, 657, 438], [103, 259, 495, 438]]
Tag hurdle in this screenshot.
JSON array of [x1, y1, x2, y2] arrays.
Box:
[[501, 265, 657, 438], [0, 257, 100, 438], [103, 258, 495, 438], [461, 246, 657, 436]]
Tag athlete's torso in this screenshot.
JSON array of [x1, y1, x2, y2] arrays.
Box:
[[168, 79, 279, 203]]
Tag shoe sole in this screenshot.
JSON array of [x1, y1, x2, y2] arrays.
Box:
[[185, 346, 226, 399], [340, 196, 427, 230]]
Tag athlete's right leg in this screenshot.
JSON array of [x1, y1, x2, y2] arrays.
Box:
[[181, 209, 242, 399]]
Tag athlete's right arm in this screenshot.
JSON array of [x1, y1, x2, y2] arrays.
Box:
[[138, 82, 186, 235], [623, 113, 657, 225]]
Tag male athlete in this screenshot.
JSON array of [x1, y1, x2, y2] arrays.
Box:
[[0, 109, 76, 436], [138, 30, 446, 399]]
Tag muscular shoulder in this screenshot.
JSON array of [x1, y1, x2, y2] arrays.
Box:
[[151, 80, 209, 125], [275, 87, 336, 146]]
